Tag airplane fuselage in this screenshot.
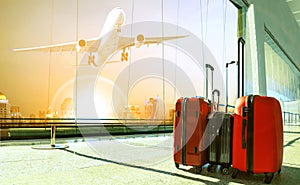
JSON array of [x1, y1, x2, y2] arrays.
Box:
[[92, 7, 125, 66], [13, 7, 186, 68]]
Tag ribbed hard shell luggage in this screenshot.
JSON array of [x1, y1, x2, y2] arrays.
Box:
[[173, 97, 210, 173], [207, 112, 233, 175], [231, 95, 283, 184], [207, 88, 233, 175]]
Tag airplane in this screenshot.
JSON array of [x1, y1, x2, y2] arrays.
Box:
[[13, 7, 187, 67]]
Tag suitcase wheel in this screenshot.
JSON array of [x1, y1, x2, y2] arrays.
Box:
[[195, 166, 202, 174], [175, 163, 179, 169], [207, 164, 216, 173], [278, 168, 281, 174], [231, 168, 239, 179], [264, 172, 274, 184], [221, 166, 230, 175]]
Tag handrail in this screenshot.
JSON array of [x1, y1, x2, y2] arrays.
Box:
[[0, 117, 172, 121], [283, 111, 300, 125], [0, 118, 173, 129], [0, 118, 174, 144], [0, 111, 298, 128]]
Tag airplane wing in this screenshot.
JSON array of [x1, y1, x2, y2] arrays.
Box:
[[118, 34, 187, 49], [13, 38, 101, 53], [12, 34, 187, 66], [142, 35, 187, 45]]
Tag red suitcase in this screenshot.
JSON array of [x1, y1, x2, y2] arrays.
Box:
[[231, 95, 283, 183], [173, 97, 210, 173]]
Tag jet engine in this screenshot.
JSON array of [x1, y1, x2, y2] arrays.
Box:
[[77, 39, 87, 52], [135, 34, 145, 48], [136, 34, 145, 42]]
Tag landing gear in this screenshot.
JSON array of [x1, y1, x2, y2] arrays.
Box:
[[121, 48, 128, 62], [88, 53, 95, 65]]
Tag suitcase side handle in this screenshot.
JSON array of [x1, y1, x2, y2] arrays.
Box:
[[242, 106, 250, 149]]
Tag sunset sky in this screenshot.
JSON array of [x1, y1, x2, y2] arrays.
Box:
[[0, 0, 237, 117]]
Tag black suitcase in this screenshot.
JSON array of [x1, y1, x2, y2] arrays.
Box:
[[207, 90, 233, 175], [207, 37, 246, 175]]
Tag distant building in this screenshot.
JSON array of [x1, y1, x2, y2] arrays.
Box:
[[39, 111, 46, 118], [60, 98, 74, 118], [144, 97, 158, 119], [123, 105, 141, 119], [169, 107, 175, 120], [0, 92, 10, 119], [46, 107, 53, 118], [0, 92, 9, 138], [10, 106, 21, 118]]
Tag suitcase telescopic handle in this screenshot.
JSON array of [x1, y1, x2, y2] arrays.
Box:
[[205, 64, 214, 100], [225, 61, 236, 113], [205, 64, 214, 71], [237, 37, 245, 97]]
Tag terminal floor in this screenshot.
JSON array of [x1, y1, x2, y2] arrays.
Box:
[[1, 127, 300, 185]]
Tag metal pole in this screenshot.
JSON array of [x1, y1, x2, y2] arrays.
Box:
[[51, 125, 55, 147]]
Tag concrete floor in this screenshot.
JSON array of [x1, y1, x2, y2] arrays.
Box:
[[0, 127, 300, 185]]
